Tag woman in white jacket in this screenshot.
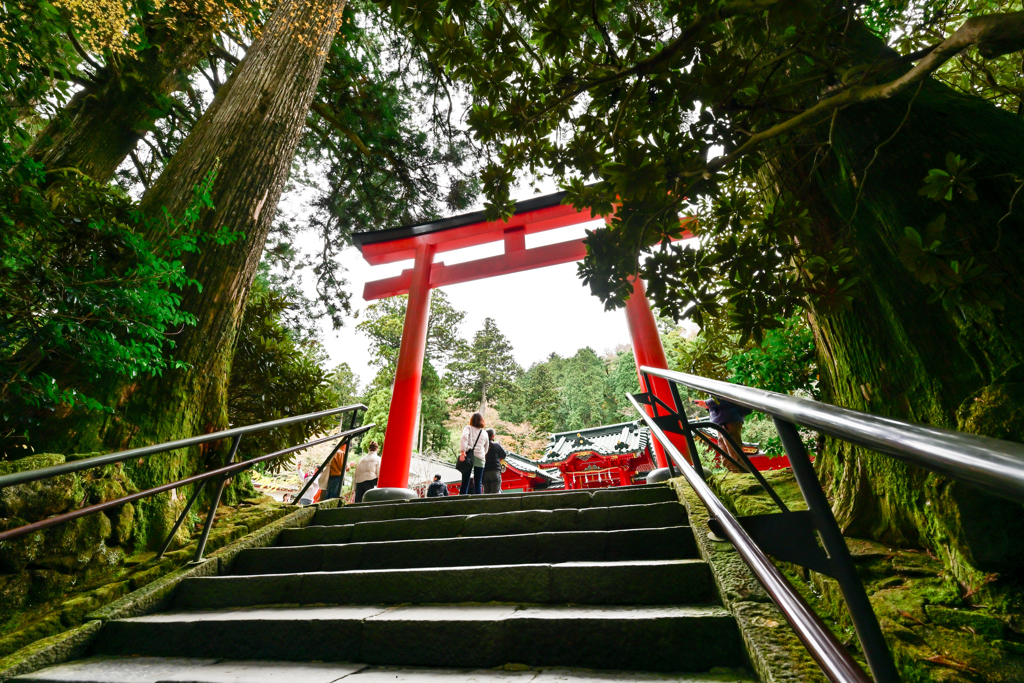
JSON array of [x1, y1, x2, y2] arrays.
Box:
[[459, 412, 489, 495]]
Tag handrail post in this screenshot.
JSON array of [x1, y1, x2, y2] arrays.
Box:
[[628, 392, 873, 683], [691, 426, 790, 513], [337, 409, 360, 498], [773, 418, 900, 683], [156, 479, 207, 559], [666, 379, 705, 481], [642, 370, 678, 479], [293, 407, 362, 505], [191, 434, 242, 565]]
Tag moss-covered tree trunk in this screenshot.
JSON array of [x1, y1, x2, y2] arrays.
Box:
[[28, 14, 216, 183], [772, 30, 1024, 585], [32, 0, 347, 545]]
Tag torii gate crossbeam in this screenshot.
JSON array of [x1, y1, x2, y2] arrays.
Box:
[[351, 191, 695, 495]]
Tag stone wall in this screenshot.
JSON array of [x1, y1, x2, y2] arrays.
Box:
[[0, 452, 287, 658]]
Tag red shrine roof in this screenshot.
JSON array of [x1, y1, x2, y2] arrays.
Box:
[[503, 452, 563, 484], [539, 421, 651, 466]]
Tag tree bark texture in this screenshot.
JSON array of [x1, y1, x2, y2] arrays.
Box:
[[28, 9, 218, 183], [32, 0, 347, 545], [774, 29, 1024, 584]]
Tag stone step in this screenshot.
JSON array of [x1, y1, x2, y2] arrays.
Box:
[[319, 486, 679, 525], [280, 502, 686, 546], [175, 560, 715, 609], [347, 482, 660, 507], [231, 526, 698, 575], [93, 604, 744, 672], [14, 656, 757, 683]]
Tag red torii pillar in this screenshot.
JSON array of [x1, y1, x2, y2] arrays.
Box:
[[377, 244, 435, 489], [624, 276, 693, 468]]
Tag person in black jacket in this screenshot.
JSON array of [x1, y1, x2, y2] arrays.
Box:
[[482, 429, 506, 494], [426, 474, 449, 497]]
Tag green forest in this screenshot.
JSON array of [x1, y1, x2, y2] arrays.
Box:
[[351, 290, 818, 461], [3, 0, 1024, 658]]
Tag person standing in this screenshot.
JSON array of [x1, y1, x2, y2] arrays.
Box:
[[352, 441, 381, 503], [325, 443, 347, 499], [482, 429, 505, 494], [695, 396, 752, 473], [297, 464, 319, 505], [426, 474, 449, 497], [459, 412, 488, 495]]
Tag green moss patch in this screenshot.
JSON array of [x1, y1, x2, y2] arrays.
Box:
[[703, 470, 1024, 683], [0, 497, 293, 659]]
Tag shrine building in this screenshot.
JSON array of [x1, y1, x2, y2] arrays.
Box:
[[497, 452, 564, 492], [435, 450, 563, 495], [537, 421, 655, 489]]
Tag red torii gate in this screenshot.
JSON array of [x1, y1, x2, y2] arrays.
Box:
[[351, 190, 694, 498]]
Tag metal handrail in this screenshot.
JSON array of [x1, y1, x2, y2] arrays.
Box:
[[634, 365, 1024, 682], [0, 426, 371, 544], [644, 368, 1024, 503], [0, 404, 367, 489], [632, 368, 902, 683], [0, 404, 371, 563], [628, 392, 872, 683]]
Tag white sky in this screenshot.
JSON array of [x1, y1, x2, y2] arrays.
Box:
[[291, 178, 635, 388]]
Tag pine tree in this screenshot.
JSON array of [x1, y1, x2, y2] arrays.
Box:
[[560, 348, 610, 431], [356, 291, 466, 370], [448, 318, 521, 418], [523, 364, 560, 433], [605, 351, 640, 421], [501, 362, 560, 434]]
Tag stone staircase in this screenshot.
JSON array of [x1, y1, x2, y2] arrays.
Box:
[[15, 485, 756, 682]]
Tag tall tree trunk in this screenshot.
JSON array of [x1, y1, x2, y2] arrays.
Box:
[[771, 27, 1024, 586], [33, 0, 347, 545], [480, 384, 487, 419], [29, 11, 217, 183]]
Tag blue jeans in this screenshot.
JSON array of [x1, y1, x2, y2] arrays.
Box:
[[326, 475, 343, 499], [459, 466, 484, 494]]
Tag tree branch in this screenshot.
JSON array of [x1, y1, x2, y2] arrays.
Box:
[[210, 44, 240, 66], [493, 3, 545, 70], [129, 149, 150, 190], [66, 29, 103, 74], [311, 101, 375, 159], [703, 11, 1024, 176], [591, 0, 620, 67], [527, 0, 781, 124]]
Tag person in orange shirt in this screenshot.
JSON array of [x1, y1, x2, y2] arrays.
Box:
[[325, 443, 347, 499]]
